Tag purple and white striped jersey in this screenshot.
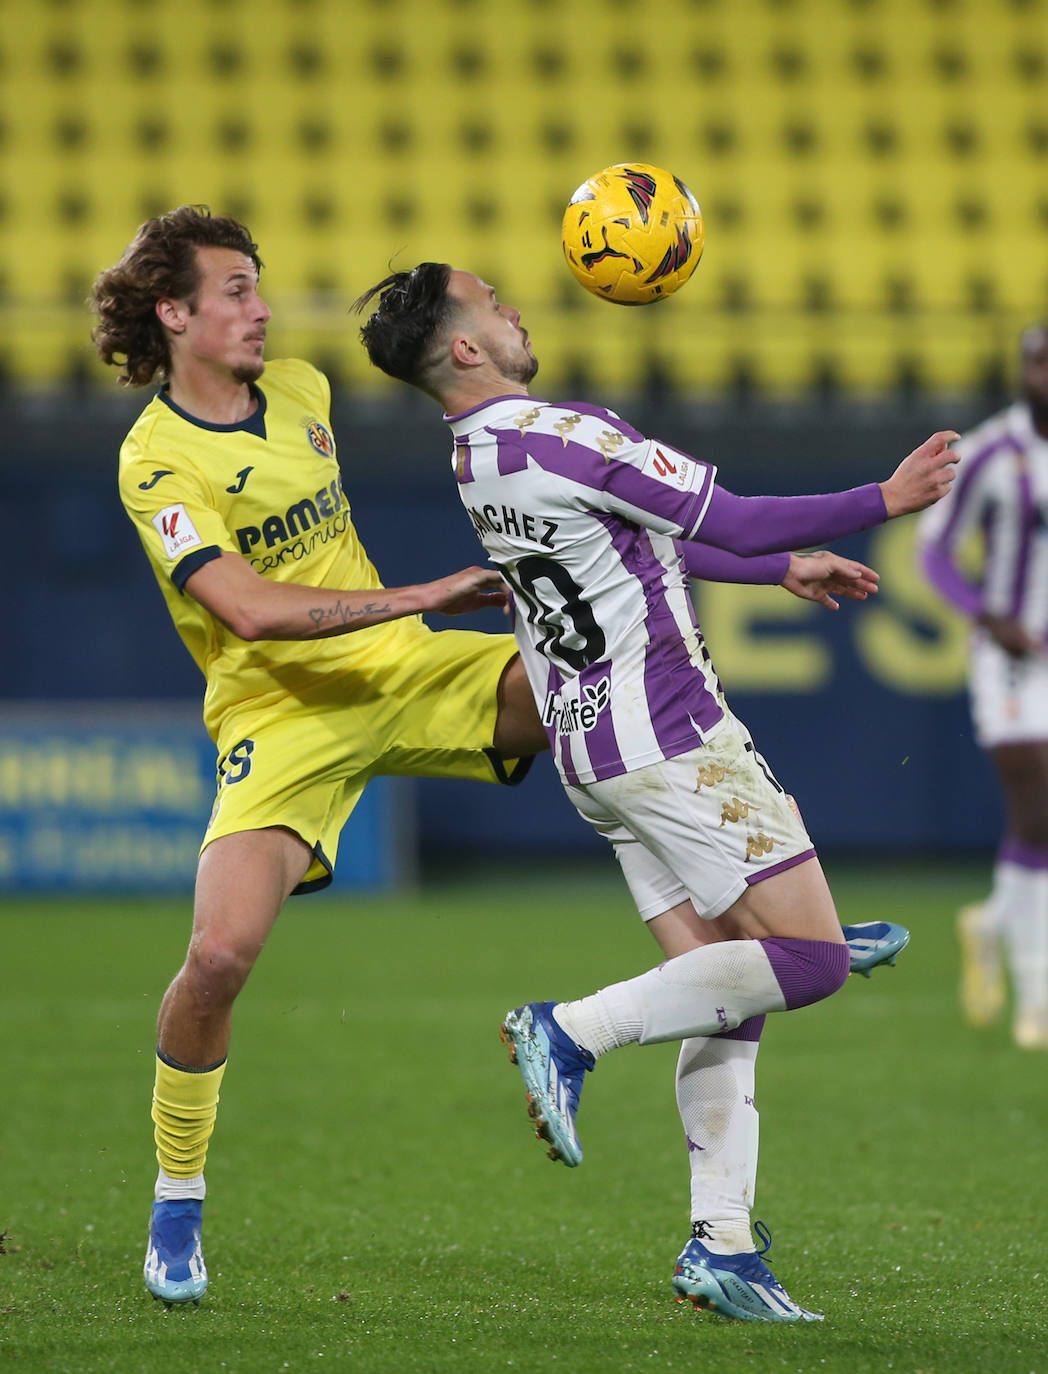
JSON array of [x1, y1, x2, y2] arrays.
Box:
[[447, 396, 725, 783], [918, 403, 1048, 639], [447, 394, 888, 782]]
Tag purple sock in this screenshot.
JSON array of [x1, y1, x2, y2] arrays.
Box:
[[762, 938, 850, 1010], [1000, 837, 1048, 871], [720, 1014, 766, 1042]]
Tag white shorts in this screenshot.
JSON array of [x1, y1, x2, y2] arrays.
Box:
[[563, 714, 816, 922], [970, 634, 1048, 749]]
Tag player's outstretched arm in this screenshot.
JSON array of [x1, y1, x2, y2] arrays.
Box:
[[879, 430, 961, 516], [780, 551, 880, 610], [183, 550, 507, 641], [679, 544, 878, 611]]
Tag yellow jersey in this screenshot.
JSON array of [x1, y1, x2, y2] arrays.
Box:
[[118, 358, 428, 741]]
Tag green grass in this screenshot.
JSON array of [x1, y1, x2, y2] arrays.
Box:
[[3, 859, 1046, 1373]]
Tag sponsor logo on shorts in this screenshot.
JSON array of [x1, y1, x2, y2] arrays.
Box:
[[745, 832, 783, 861], [695, 761, 731, 791], [542, 678, 610, 736], [720, 796, 760, 827]]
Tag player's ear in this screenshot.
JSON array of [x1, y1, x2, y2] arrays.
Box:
[[449, 331, 483, 368], [156, 297, 189, 334]]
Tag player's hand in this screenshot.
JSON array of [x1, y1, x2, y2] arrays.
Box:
[[780, 551, 880, 610], [422, 566, 509, 617], [880, 431, 961, 517], [978, 611, 1040, 659]]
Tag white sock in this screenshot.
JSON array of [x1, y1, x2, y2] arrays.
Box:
[[552, 941, 785, 1057], [981, 858, 1026, 939], [154, 1168, 206, 1202], [1003, 866, 1048, 1018], [676, 1033, 760, 1254]]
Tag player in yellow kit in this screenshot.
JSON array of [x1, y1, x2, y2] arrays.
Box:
[[92, 206, 545, 1305]]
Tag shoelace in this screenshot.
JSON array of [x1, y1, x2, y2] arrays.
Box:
[[688, 1219, 778, 1275]]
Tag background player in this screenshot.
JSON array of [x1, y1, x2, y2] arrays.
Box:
[[355, 262, 959, 1323], [918, 324, 1048, 1051], [91, 208, 551, 1307]]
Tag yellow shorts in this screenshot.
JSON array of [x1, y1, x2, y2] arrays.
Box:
[[202, 627, 525, 891]]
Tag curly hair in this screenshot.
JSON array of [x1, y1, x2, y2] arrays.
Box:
[[90, 205, 262, 387], [353, 263, 456, 389]]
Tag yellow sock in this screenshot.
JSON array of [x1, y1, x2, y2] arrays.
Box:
[[151, 1053, 227, 1179]]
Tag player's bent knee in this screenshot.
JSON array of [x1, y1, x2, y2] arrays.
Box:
[[762, 937, 850, 1011], [183, 940, 257, 1008]]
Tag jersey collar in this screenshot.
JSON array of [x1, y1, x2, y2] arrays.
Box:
[[158, 383, 268, 438], [444, 394, 539, 438]]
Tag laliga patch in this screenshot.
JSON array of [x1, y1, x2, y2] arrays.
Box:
[[151, 503, 203, 560], [640, 440, 703, 494]]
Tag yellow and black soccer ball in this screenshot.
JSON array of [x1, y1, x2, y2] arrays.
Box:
[[561, 163, 705, 305]]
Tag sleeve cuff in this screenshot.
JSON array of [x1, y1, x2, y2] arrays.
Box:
[[172, 545, 223, 592]]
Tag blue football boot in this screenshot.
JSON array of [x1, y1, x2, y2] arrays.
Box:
[[842, 921, 910, 977], [500, 1002, 595, 1166], [144, 1199, 207, 1306], [673, 1221, 823, 1323]]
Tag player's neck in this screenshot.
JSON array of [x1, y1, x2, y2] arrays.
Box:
[[441, 377, 531, 418], [166, 360, 261, 425]]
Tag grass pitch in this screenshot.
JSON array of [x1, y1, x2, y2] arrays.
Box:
[[2, 859, 1046, 1374]]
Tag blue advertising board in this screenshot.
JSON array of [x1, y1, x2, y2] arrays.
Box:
[[0, 705, 414, 893]]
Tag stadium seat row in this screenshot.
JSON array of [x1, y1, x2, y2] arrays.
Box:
[[0, 0, 1045, 394]]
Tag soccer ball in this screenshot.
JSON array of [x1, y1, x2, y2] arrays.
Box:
[[561, 163, 705, 306]]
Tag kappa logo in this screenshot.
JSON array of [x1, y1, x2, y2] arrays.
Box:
[[695, 761, 731, 791], [745, 832, 783, 862], [720, 795, 760, 827]]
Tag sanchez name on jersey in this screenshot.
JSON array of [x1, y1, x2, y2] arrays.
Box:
[[447, 395, 726, 784]]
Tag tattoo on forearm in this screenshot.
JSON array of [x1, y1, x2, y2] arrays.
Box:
[[309, 599, 393, 627]]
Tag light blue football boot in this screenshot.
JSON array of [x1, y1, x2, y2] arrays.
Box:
[[500, 1002, 595, 1167], [842, 921, 910, 977], [673, 1221, 823, 1323], [144, 1199, 208, 1306]]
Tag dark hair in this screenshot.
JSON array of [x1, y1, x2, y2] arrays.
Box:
[[91, 205, 262, 386], [353, 262, 456, 387]]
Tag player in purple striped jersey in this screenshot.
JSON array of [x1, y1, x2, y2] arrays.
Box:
[[919, 325, 1048, 1051], [356, 264, 958, 1321]]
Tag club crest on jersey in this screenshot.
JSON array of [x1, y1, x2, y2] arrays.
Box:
[[305, 419, 335, 458], [542, 678, 610, 737]]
